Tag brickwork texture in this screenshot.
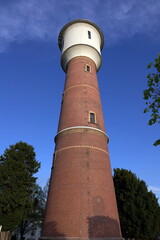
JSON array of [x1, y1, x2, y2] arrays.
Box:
[[41, 57, 123, 239]]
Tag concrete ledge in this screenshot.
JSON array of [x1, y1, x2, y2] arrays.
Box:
[[55, 126, 109, 143]]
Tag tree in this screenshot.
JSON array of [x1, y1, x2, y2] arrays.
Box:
[[15, 179, 50, 240], [113, 168, 160, 240], [43, 178, 49, 203], [16, 184, 46, 240], [0, 141, 40, 237], [143, 54, 160, 146]]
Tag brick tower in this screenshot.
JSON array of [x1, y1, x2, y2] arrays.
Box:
[[41, 19, 123, 240]]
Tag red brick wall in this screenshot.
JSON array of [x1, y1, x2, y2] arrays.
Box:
[[41, 57, 122, 238], [58, 57, 105, 132]]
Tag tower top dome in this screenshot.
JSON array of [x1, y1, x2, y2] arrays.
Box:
[[58, 19, 104, 51]]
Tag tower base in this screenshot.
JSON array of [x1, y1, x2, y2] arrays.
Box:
[[40, 237, 124, 240]]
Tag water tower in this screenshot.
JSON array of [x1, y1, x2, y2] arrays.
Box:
[[40, 19, 123, 240]]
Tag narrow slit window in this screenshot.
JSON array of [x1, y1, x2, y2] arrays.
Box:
[[85, 64, 91, 73], [88, 30, 91, 39], [90, 112, 96, 124], [87, 65, 90, 72]]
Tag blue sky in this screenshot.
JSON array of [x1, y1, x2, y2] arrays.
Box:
[[0, 0, 160, 201]]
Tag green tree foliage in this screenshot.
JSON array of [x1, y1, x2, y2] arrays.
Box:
[[113, 168, 160, 240], [143, 54, 160, 146], [0, 141, 40, 232], [43, 178, 49, 203], [17, 184, 46, 240]]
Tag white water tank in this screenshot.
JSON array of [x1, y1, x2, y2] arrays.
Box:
[[58, 19, 104, 72]]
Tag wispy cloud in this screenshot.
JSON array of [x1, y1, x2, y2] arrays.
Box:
[[148, 186, 160, 203], [0, 0, 160, 52], [148, 186, 160, 193]]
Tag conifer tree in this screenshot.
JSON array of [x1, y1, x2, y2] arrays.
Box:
[[0, 141, 40, 234]]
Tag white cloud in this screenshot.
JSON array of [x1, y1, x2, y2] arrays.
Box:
[[0, 0, 160, 52]]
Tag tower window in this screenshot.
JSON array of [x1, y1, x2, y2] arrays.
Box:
[[89, 112, 96, 124], [87, 65, 90, 72], [88, 30, 91, 39], [85, 64, 91, 73]]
